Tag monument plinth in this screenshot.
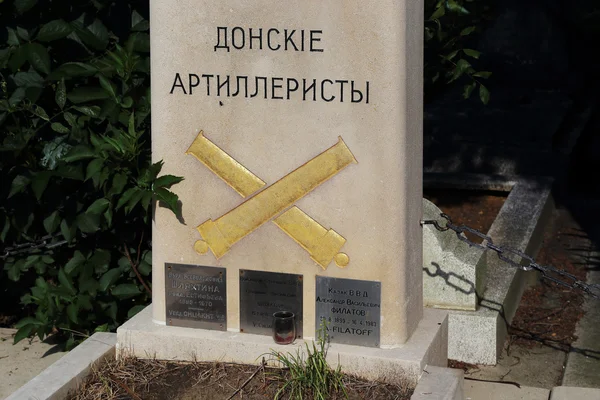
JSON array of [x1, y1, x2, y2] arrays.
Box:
[[117, 0, 448, 384]]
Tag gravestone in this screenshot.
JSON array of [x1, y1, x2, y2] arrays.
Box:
[[117, 0, 448, 384]]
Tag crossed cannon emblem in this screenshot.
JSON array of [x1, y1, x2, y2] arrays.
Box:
[[186, 131, 357, 270]]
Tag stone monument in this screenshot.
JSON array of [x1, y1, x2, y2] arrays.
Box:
[[117, 0, 448, 384]]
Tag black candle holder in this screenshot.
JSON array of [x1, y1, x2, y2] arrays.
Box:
[[272, 311, 296, 345]]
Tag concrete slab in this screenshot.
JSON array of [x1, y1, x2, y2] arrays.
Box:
[[118, 305, 448, 386], [464, 380, 550, 400], [5, 332, 116, 400], [0, 328, 67, 399], [550, 386, 600, 399], [411, 366, 463, 400], [464, 342, 565, 389], [562, 265, 600, 388], [446, 179, 554, 364]]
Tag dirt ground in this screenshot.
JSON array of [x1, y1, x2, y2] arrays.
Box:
[[68, 356, 413, 400]]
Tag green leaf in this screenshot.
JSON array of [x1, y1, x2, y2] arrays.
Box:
[[8, 88, 26, 107], [31, 105, 50, 121], [51, 122, 70, 133], [112, 284, 141, 299], [445, 0, 469, 15], [65, 250, 86, 274], [13, 325, 33, 344], [155, 188, 180, 215], [76, 213, 100, 233], [116, 187, 138, 210], [67, 303, 79, 323], [73, 105, 101, 118], [55, 164, 84, 180], [110, 173, 128, 196], [14, 0, 37, 14], [120, 96, 133, 108], [460, 26, 476, 36], [49, 62, 97, 80], [63, 145, 95, 162], [89, 249, 111, 274], [60, 219, 75, 242], [153, 175, 184, 190], [463, 82, 476, 99], [99, 75, 117, 99], [479, 84, 490, 105], [85, 158, 104, 182], [138, 260, 151, 276], [71, 19, 109, 51], [15, 317, 42, 329], [64, 112, 77, 127], [31, 171, 52, 200], [1, 216, 10, 242], [86, 198, 110, 214], [58, 268, 76, 295], [95, 323, 109, 333], [13, 71, 44, 88], [67, 87, 111, 103], [429, 5, 445, 20], [55, 79, 66, 109], [128, 305, 146, 318], [17, 27, 30, 41], [443, 50, 459, 61], [7, 28, 20, 46], [9, 175, 30, 198], [99, 269, 122, 292], [41, 136, 71, 170], [26, 43, 51, 75], [43, 211, 61, 234], [473, 71, 492, 79], [448, 59, 472, 83], [463, 49, 481, 59], [37, 19, 73, 42]]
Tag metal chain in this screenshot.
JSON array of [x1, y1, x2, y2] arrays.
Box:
[[421, 213, 600, 299]]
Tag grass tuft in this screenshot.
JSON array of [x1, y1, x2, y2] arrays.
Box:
[[265, 322, 348, 400]]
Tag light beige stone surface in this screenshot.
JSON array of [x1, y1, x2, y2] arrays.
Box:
[[151, 0, 424, 345], [411, 366, 463, 400], [117, 306, 447, 385], [464, 381, 550, 400], [0, 328, 66, 400], [423, 198, 485, 310], [5, 333, 115, 400]]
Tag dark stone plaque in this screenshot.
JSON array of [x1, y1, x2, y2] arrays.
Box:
[[315, 276, 381, 347], [239, 270, 303, 338], [165, 263, 226, 330]]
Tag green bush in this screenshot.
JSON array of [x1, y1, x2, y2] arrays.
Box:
[[424, 0, 492, 103], [0, 0, 181, 348]]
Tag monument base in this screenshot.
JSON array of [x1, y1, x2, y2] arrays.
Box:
[[117, 306, 448, 386]]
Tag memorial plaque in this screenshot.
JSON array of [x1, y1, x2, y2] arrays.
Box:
[[165, 263, 227, 330], [315, 276, 381, 347], [239, 270, 303, 337]]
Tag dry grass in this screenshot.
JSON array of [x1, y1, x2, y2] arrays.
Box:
[[68, 355, 413, 400]]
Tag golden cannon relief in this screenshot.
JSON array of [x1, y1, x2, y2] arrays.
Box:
[[186, 131, 357, 270]]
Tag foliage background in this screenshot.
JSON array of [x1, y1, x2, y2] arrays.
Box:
[[0, 0, 487, 347], [0, 0, 181, 348]]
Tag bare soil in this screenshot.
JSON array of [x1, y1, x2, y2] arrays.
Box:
[[68, 356, 413, 400]]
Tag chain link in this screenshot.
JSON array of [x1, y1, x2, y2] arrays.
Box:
[[422, 213, 600, 299]]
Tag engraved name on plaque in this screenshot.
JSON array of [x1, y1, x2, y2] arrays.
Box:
[[239, 270, 303, 337], [165, 263, 226, 330], [315, 276, 381, 347]]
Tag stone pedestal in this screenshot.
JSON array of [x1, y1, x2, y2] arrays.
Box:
[[117, 0, 447, 383]]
